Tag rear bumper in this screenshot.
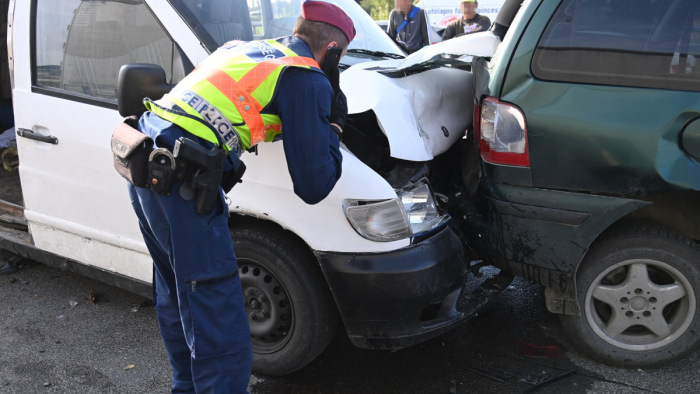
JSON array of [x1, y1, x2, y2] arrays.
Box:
[[316, 225, 498, 349], [462, 181, 650, 312]]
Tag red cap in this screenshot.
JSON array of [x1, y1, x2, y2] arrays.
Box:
[[302, 0, 356, 43]]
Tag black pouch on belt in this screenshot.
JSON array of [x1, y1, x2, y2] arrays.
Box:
[[220, 153, 246, 193], [111, 116, 153, 187]]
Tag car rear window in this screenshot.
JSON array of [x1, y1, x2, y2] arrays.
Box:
[[532, 0, 700, 91]]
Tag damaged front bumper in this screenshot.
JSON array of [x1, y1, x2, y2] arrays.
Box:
[[315, 225, 513, 349]]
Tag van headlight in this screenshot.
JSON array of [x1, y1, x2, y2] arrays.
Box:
[[343, 179, 448, 242]]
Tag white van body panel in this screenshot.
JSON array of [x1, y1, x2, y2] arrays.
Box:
[[342, 61, 474, 161], [341, 31, 501, 162], [230, 143, 408, 253]]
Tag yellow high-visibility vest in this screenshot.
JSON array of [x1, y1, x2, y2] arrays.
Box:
[[145, 39, 321, 153]]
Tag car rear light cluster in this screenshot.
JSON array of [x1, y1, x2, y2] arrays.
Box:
[[477, 97, 529, 166]]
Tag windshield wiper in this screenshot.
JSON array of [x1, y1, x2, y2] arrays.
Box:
[[347, 49, 405, 59]]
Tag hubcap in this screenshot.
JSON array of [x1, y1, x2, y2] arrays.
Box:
[[585, 259, 696, 351], [239, 259, 293, 353]]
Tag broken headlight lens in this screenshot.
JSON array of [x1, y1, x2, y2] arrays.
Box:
[[343, 179, 447, 242], [344, 198, 412, 242], [398, 180, 445, 236]]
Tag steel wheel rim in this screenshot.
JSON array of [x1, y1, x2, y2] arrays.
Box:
[[239, 258, 294, 353], [584, 258, 696, 351]]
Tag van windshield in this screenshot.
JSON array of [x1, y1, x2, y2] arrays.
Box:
[[168, 0, 403, 58]]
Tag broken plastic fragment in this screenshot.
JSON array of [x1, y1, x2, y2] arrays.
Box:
[[124, 364, 135, 370], [69, 300, 78, 307]]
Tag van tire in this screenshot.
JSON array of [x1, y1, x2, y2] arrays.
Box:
[[231, 224, 338, 376], [561, 223, 700, 367]]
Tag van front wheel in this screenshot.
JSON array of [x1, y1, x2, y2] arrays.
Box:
[[561, 224, 700, 367], [231, 224, 338, 376]]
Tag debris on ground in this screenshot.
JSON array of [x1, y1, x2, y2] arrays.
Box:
[[520, 342, 565, 359], [522, 369, 577, 393], [0, 254, 33, 275], [462, 365, 506, 382], [463, 364, 578, 393]]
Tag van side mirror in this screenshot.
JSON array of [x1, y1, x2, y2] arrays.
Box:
[[117, 64, 173, 118]]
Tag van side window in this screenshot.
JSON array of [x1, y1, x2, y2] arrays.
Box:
[[34, 0, 189, 102], [532, 0, 700, 92]]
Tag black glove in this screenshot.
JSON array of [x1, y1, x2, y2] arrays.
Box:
[[329, 88, 347, 130], [322, 47, 342, 91], [322, 47, 346, 132]]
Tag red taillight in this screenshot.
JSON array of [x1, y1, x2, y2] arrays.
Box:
[[478, 97, 529, 167]]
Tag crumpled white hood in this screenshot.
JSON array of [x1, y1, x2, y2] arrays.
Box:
[[395, 31, 501, 70], [340, 32, 501, 162]]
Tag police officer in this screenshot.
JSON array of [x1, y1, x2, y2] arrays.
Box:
[[127, 1, 354, 392]]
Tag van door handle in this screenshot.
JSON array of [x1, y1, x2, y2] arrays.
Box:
[[16, 128, 58, 145]]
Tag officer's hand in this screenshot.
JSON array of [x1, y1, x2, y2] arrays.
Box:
[[329, 88, 347, 130]]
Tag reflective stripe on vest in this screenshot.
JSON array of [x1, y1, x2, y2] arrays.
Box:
[[146, 39, 321, 151]]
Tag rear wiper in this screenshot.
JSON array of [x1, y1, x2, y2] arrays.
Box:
[[347, 49, 405, 59]]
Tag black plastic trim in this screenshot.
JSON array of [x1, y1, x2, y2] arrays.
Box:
[[315, 226, 469, 349], [16, 127, 58, 144]]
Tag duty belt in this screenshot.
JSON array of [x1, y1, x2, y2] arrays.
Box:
[[149, 96, 244, 158]]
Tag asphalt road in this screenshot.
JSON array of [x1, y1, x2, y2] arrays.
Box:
[[1, 257, 699, 393]]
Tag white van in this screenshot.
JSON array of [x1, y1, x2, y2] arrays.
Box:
[[1, 0, 510, 376]]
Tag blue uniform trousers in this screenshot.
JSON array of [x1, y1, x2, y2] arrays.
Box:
[[128, 182, 253, 393]]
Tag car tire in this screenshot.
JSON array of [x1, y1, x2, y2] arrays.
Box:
[[561, 223, 700, 367], [231, 223, 338, 376]]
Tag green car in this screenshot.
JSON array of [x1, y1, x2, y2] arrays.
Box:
[[468, 0, 700, 367]]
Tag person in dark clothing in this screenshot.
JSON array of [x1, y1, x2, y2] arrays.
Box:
[[126, 1, 354, 392], [442, 0, 491, 40], [387, 0, 429, 54]]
